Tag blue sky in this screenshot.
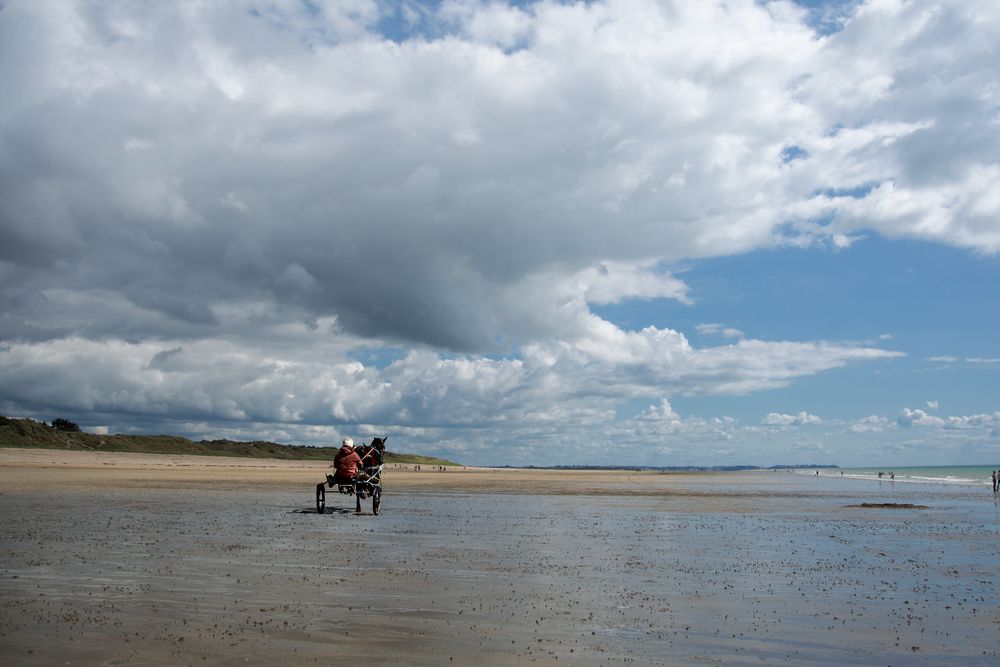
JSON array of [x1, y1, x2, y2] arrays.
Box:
[[601, 236, 1000, 416], [0, 0, 998, 466]]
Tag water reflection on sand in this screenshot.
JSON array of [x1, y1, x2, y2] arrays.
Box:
[[1, 468, 999, 665]]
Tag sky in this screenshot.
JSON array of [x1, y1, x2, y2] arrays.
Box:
[[0, 0, 998, 467]]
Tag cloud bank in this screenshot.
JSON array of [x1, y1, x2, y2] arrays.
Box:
[[1, 0, 995, 463]]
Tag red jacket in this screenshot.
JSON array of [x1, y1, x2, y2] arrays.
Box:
[[333, 445, 362, 478]]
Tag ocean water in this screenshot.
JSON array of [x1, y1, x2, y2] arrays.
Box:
[[811, 464, 1000, 487]]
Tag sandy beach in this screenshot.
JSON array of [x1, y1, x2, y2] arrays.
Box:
[[2, 448, 999, 666]]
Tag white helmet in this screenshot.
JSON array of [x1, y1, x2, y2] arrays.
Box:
[[342, 437, 354, 448]]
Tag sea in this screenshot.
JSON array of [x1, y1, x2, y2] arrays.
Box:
[[809, 464, 999, 488]]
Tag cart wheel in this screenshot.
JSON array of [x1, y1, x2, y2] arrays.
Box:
[[372, 487, 381, 515], [316, 483, 326, 514]]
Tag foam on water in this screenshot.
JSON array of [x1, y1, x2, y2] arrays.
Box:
[[811, 465, 998, 487]]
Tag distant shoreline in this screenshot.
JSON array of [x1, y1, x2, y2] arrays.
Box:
[[0, 415, 458, 467], [0, 416, 845, 470], [0, 447, 848, 497]]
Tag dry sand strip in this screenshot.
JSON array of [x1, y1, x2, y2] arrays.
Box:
[[0, 447, 805, 497], [0, 447, 676, 494], [0, 447, 332, 491]]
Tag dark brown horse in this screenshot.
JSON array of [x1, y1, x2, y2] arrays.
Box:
[[357, 435, 387, 469]]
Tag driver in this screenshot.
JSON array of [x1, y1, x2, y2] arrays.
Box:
[[327, 437, 362, 487]]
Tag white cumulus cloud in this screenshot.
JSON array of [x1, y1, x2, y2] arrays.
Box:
[[897, 407, 946, 427], [763, 411, 823, 426], [849, 415, 891, 433]]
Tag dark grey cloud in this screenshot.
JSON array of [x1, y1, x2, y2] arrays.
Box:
[[4, 1, 996, 348]]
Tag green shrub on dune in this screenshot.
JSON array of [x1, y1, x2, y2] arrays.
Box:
[[51, 418, 81, 432]]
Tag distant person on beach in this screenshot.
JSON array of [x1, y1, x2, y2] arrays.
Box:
[[993, 470, 997, 493], [327, 437, 362, 486]]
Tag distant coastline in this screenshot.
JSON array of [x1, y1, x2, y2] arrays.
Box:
[[0, 415, 459, 467], [0, 416, 854, 472]]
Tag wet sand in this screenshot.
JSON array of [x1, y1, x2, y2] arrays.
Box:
[[2, 448, 999, 665]]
